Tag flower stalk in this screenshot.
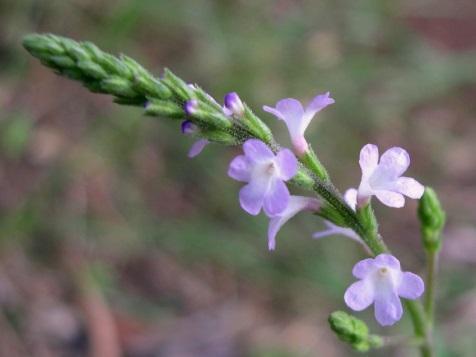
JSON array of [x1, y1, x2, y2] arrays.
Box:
[[23, 33, 434, 356]]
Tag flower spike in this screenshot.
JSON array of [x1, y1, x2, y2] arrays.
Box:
[[263, 92, 334, 155], [344, 254, 424, 326], [357, 144, 424, 208], [228, 139, 298, 216]]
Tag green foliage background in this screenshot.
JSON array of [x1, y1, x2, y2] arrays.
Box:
[[1, 1, 476, 356]]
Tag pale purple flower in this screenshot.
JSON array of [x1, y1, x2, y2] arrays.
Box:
[[357, 144, 425, 208], [267, 196, 319, 251], [223, 92, 244, 117], [344, 254, 424, 326], [263, 92, 335, 155], [228, 139, 298, 216], [181, 120, 209, 158]]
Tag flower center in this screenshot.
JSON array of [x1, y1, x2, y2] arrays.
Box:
[[266, 162, 276, 175], [378, 267, 388, 276]]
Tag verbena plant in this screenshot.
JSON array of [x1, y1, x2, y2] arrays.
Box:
[[23, 33, 446, 356]]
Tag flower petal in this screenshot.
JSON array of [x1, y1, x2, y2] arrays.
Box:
[[352, 258, 376, 279], [344, 188, 358, 211], [344, 280, 374, 311], [374, 292, 403, 326], [275, 149, 298, 180], [243, 139, 274, 163], [376, 147, 410, 179], [263, 178, 289, 216], [267, 99, 305, 139], [375, 190, 405, 208], [359, 144, 379, 178], [268, 196, 320, 250], [228, 155, 251, 182], [239, 179, 269, 215], [374, 254, 401, 270], [395, 177, 425, 199], [398, 272, 424, 300], [188, 139, 209, 158], [304, 92, 335, 118]]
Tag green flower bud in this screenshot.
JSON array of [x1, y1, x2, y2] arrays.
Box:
[[144, 100, 184, 119], [328, 311, 383, 352], [162, 68, 195, 102], [418, 187, 445, 252]]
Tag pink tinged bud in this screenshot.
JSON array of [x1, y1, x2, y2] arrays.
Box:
[[357, 144, 425, 208], [184, 99, 199, 115], [344, 254, 424, 326], [228, 139, 298, 217], [224, 92, 244, 117], [267, 196, 320, 251], [263, 92, 334, 156]]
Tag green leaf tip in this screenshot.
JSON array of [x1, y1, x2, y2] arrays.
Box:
[[328, 311, 383, 352]]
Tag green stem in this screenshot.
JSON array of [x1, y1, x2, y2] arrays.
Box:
[[405, 300, 433, 357], [424, 251, 437, 326]]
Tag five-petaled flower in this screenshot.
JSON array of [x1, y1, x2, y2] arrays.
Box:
[[344, 254, 424, 326], [357, 144, 424, 208], [263, 92, 335, 156], [228, 139, 298, 216], [181, 120, 209, 158]]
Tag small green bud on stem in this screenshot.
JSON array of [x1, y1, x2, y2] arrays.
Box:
[[328, 311, 383, 352]]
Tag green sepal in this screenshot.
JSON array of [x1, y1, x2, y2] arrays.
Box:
[[300, 146, 330, 182], [144, 99, 184, 119], [161, 68, 195, 102], [100, 77, 136, 98], [241, 106, 274, 145], [328, 311, 383, 352]]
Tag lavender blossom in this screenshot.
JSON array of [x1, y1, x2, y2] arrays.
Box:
[[228, 139, 298, 216], [357, 144, 424, 208], [181, 120, 209, 158], [263, 92, 335, 155], [344, 254, 424, 326], [268, 196, 320, 251]]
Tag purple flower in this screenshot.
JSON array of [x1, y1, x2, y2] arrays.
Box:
[[344, 254, 424, 326], [263, 92, 335, 155], [268, 196, 319, 250], [223, 92, 244, 117], [181, 120, 209, 158], [357, 144, 425, 208], [228, 139, 298, 216]]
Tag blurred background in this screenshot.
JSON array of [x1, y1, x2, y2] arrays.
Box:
[[1, 0, 476, 356]]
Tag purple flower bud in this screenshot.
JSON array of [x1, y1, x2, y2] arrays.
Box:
[[228, 139, 298, 217], [181, 120, 196, 135], [357, 144, 424, 208], [344, 254, 424, 326], [224, 92, 244, 117], [184, 99, 199, 116]]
